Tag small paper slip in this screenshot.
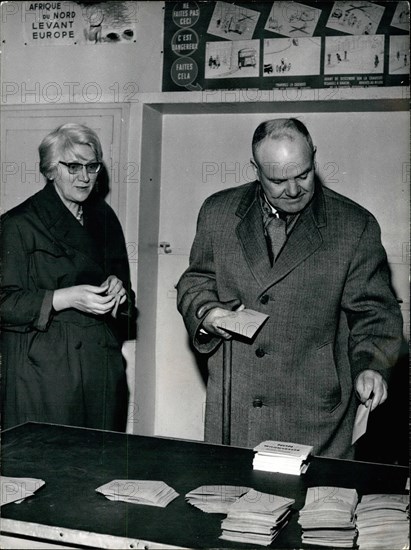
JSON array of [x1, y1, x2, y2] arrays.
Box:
[[299, 487, 358, 528], [356, 493, 409, 514], [352, 400, 371, 444], [185, 485, 251, 514], [356, 494, 409, 550], [298, 487, 358, 548], [253, 440, 313, 475], [96, 480, 179, 508], [301, 486, 358, 515], [217, 308, 269, 339], [220, 489, 295, 546], [1, 476, 45, 506], [254, 440, 313, 459], [227, 489, 295, 516]]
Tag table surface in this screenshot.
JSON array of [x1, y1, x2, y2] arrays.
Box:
[[1, 422, 408, 549]]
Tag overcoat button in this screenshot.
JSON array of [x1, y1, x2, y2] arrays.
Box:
[[260, 294, 269, 304], [255, 348, 265, 358], [253, 398, 263, 408], [74, 341, 82, 349]]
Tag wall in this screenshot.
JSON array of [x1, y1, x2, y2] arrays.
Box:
[[1, 1, 163, 101]]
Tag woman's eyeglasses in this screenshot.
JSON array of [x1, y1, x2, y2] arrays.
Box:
[[59, 161, 102, 175]]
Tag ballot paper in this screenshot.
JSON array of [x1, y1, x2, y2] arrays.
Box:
[[96, 480, 179, 507], [253, 440, 313, 475], [217, 308, 269, 339], [298, 486, 358, 548], [352, 400, 371, 444], [356, 494, 409, 549], [299, 486, 359, 526], [0, 476, 45, 506], [185, 485, 251, 514], [220, 489, 295, 546]]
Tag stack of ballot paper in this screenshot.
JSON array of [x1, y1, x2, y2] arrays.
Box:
[[253, 440, 313, 475], [220, 489, 295, 546], [96, 480, 179, 507], [356, 494, 409, 549], [185, 485, 251, 514], [298, 486, 358, 547], [0, 476, 45, 506]]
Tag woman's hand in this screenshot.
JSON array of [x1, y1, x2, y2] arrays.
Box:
[[53, 285, 117, 315], [100, 275, 127, 318]]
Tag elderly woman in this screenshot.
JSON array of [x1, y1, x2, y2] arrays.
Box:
[[1, 123, 137, 431]]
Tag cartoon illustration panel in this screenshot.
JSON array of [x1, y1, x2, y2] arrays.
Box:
[[207, 1, 260, 41], [326, 1, 385, 36], [263, 37, 321, 76], [390, 1, 410, 32], [79, 1, 138, 44], [324, 35, 384, 75], [264, 1, 322, 38], [163, 0, 409, 91], [389, 35, 410, 75], [205, 39, 260, 79]]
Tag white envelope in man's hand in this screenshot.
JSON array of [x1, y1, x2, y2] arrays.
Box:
[[217, 308, 269, 340]]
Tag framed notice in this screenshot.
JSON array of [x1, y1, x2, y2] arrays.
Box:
[[162, 1, 409, 91], [22, 1, 138, 46]]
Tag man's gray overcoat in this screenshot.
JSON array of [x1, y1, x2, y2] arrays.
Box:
[[177, 181, 402, 458]]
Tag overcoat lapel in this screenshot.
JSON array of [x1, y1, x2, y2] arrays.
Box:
[[32, 184, 104, 268], [235, 181, 326, 291], [262, 202, 324, 290], [235, 183, 272, 287]]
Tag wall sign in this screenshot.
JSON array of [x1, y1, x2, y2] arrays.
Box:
[[162, 1, 409, 91], [22, 1, 138, 46]]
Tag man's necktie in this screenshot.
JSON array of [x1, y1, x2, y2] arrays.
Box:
[[264, 214, 287, 264]]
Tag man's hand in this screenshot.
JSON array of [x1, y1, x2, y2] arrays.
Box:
[[355, 369, 388, 411], [201, 304, 245, 339]]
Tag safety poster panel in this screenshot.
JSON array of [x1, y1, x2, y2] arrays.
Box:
[[162, 1, 409, 91]]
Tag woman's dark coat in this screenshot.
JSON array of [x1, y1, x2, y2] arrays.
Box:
[[1, 183, 136, 430]]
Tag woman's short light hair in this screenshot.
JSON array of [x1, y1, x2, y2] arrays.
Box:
[[39, 123, 103, 179]]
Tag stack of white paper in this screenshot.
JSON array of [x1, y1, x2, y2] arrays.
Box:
[[96, 480, 179, 507], [253, 440, 313, 475], [220, 489, 295, 546], [356, 494, 409, 549], [0, 476, 45, 506], [298, 486, 358, 547], [185, 485, 251, 514]]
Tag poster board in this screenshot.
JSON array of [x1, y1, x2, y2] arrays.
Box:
[[162, 1, 410, 91]]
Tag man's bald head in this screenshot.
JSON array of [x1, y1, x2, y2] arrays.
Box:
[[252, 118, 314, 159]]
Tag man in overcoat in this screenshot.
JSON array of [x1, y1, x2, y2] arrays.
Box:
[[176, 118, 402, 459]]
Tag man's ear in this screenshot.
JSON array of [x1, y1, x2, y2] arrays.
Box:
[[250, 158, 259, 179]]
